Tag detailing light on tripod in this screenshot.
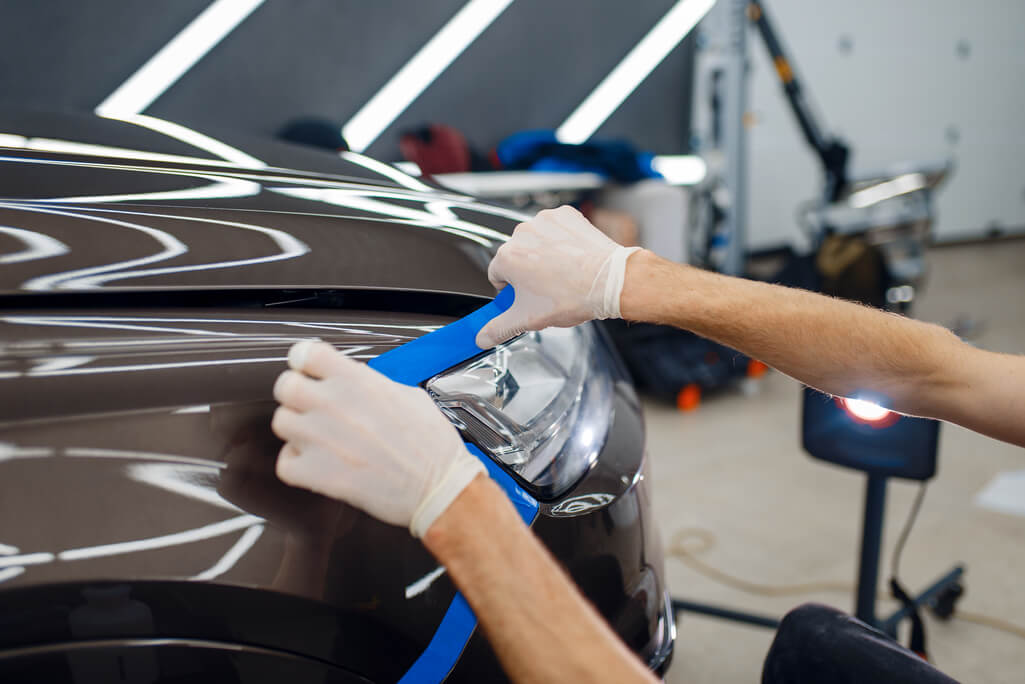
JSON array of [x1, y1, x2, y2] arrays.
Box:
[[837, 396, 900, 428]]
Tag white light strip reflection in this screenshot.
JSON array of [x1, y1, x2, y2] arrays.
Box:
[[848, 173, 927, 209], [2, 204, 187, 292], [3, 136, 244, 168], [0, 543, 20, 555], [340, 151, 434, 192], [272, 187, 502, 247], [393, 161, 423, 176], [96, 0, 265, 117], [58, 514, 263, 562], [96, 113, 265, 168], [405, 566, 447, 599], [67, 447, 224, 470], [127, 463, 242, 513], [44, 176, 261, 205], [193, 524, 264, 580], [342, 0, 515, 152], [0, 226, 70, 264], [556, 0, 716, 144], [0, 567, 25, 584], [0, 552, 55, 569], [652, 155, 707, 185]]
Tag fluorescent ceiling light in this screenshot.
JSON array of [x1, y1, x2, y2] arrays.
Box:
[[556, 0, 716, 144], [96, 0, 265, 117], [652, 155, 706, 185], [342, 0, 515, 153]]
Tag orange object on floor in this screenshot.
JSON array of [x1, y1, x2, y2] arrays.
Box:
[[747, 359, 769, 378], [676, 383, 701, 411]]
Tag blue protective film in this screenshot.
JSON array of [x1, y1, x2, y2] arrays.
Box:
[[365, 287, 539, 683]]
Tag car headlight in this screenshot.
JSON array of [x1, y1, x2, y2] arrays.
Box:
[[426, 325, 614, 499]]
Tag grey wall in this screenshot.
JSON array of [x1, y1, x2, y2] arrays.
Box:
[[1, 0, 696, 160]]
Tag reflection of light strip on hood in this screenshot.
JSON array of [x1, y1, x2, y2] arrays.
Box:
[[6, 314, 434, 339], [95, 0, 265, 118], [556, 0, 716, 144], [0, 134, 250, 168], [67, 447, 225, 469], [97, 113, 266, 168], [342, 0, 515, 153], [406, 566, 447, 599], [59, 514, 263, 562], [193, 524, 264, 581], [340, 151, 435, 192], [3, 204, 187, 292], [272, 187, 502, 247], [7, 355, 285, 379], [0, 225, 70, 264], [30, 356, 95, 373], [0, 567, 25, 584], [43, 176, 261, 204], [127, 463, 243, 513], [3, 203, 308, 289], [0, 543, 19, 555], [0, 552, 55, 569]]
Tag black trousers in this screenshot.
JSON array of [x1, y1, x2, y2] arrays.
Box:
[[762, 604, 960, 684]]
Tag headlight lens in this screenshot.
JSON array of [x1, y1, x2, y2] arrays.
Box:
[[426, 325, 613, 499]]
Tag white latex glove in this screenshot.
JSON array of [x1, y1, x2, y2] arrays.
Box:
[[271, 340, 487, 538], [476, 205, 642, 349]]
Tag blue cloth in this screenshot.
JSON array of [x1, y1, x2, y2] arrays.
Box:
[[495, 129, 661, 183]]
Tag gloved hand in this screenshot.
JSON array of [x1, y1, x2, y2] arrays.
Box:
[[271, 340, 487, 538], [476, 205, 642, 349]]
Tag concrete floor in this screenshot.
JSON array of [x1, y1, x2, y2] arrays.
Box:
[[647, 240, 1025, 684]]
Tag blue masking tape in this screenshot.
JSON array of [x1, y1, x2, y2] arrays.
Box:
[[398, 445, 538, 684], [366, 287, 538, 683], [368, 286, 515, 387]]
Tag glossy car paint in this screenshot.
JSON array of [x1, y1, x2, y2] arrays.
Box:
[[0, 111, 672, 681]]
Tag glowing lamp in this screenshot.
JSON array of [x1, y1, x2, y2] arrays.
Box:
[[837, 397, 900, 428]]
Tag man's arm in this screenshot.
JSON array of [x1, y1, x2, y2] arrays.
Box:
[[478, 205, 1025, 448], [424, 475, 659, 684], [270, 340, 661, 683], [620, 250, 1025, 447]]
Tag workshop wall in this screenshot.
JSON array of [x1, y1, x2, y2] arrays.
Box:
[[0, 0, 695, 161], [743, 0, 1025, 246]]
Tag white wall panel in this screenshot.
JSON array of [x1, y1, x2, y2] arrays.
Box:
[[744, 0, 1025, 247]]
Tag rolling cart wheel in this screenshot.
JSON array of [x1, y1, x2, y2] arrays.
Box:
[[929, 582, 964, 621], [676, 384, 701, 412]]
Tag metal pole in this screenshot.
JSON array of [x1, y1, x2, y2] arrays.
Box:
[[855, 474, 888, 625], [721, 0, 748, 276]]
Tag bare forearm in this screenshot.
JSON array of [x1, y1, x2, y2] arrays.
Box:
[[621, 251, 1025, 446], [423, 475, 658, 684]]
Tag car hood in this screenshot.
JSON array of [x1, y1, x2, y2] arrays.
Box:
[[0, 110, 526, 298]]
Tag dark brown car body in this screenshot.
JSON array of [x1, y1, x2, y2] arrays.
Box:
[[0, 111, 673, 682]]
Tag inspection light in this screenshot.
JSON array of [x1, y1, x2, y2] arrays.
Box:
[[556, 0, 717, 144], [837, 396, 900, 428], [96, 0, 265, 117], [342, 0, 515, 153]]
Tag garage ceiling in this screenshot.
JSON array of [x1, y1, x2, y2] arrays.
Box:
[[0, 0, 696, 160]]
